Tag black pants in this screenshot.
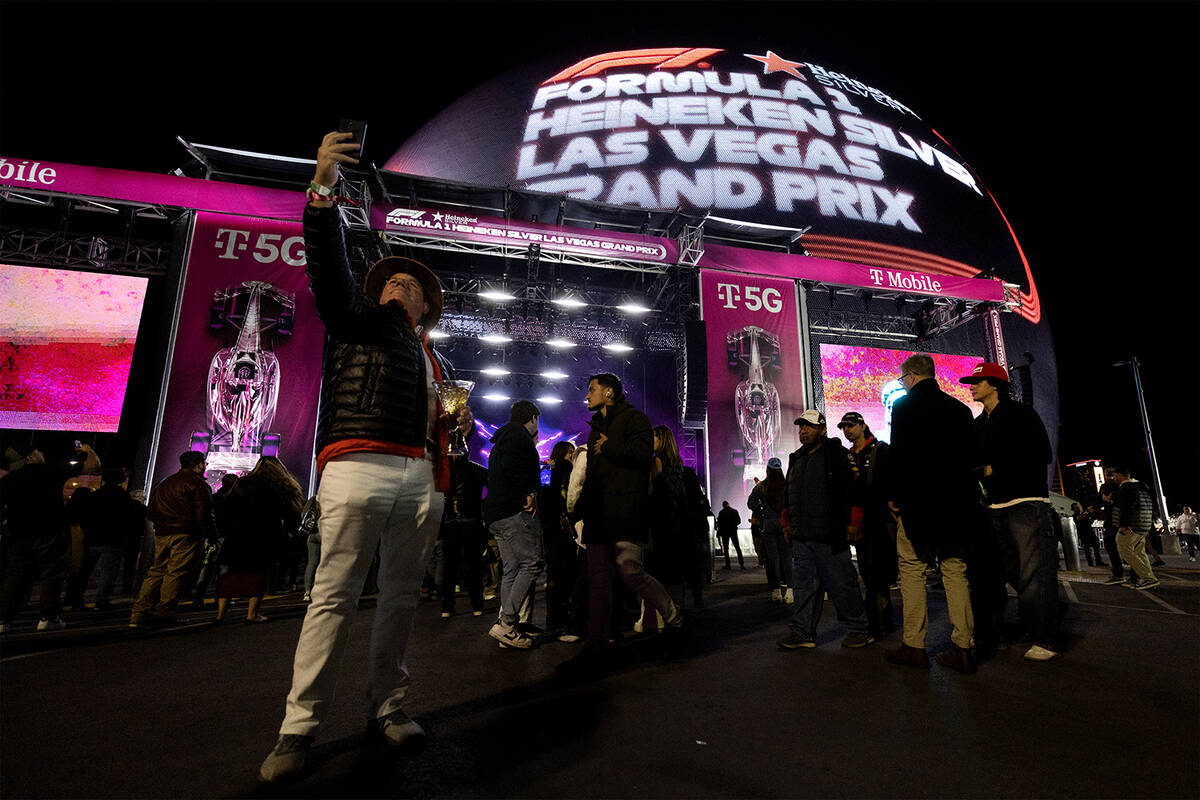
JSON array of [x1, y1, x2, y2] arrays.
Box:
[[1102, 527, 1123, 578], [1079, 526, 1104, 565], [440, 518, 487, 614], [1, 534, 68, 623], [719, 530, 743, 568]]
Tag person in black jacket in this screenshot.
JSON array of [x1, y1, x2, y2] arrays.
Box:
[[1107, 462, 1159, 590], [963, 362, 1060, 662], [884, 354, 977, 673], [837, 412, 897, 639], [562, 374, 685, 671], [79, 469, 146, 611], [485, 400, 544, 649], [776, 410, 873, 650], [260, 130, 473, 784], [439, 456, 489, 618]]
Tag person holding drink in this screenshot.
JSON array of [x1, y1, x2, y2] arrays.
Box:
[[259, 128, 473, 783]]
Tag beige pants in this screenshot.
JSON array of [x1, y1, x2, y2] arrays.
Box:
[[897, 519, 974, 650], [1116, 531, 1155, 581]]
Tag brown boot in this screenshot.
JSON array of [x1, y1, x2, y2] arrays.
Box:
[[884, 643, 930, 669], [935, 643, 977, 674]]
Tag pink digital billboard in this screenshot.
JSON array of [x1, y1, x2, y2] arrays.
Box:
[[0, 264, 148, 432], [818, 342, 982, 443]]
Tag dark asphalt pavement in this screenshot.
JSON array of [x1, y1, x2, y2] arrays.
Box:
[[2, 560, 1198, 799]]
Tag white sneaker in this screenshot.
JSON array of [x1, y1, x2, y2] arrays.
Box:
[[1023, 645, 1060, 662], [489, 621, 534, 649], [769, 589, 782, 603], [36, 617, 66, 631], [784, 588, 794, 604]]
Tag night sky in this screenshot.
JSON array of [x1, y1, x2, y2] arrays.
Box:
[[2, 1, 1196, 508]]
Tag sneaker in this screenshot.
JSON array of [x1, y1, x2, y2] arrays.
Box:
[[783, 588, 794, 604], [258, 734, 314, 783], [558, 632, 582, 643], [1132, 577, 1160, 590], [36, 617, 66, 631], [516, 622, 545, 638], [1102, 576, 1126, 585], [489, 621, 534, 649], [367, 708, 426, 751], [441, 611, 452, 618], [841, 631, 876, 648], [776, 632, 817, 649], [1023, 645, 1060, 662], [769, 589, 782, 604]]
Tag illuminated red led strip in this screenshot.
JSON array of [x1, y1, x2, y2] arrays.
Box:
[[804, 235, 979, 276], [542, 48, 724, 84], [930, 128, 1042, 324]]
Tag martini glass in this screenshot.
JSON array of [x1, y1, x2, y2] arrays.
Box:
[[436, 379, 475, 456]]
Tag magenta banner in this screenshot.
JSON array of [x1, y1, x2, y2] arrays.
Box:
[[371, 203, 680, 266], [699, 241, 1004, 303], [700, 269, 807, 520], [154, 212, 323, 492], [0, 157, 302, 221]]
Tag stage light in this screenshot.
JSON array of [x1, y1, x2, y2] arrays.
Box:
[[545, 338, 577, 349], [616, 302, 652, 315], [482, 392, 511, 401], [603, 343, 634, 353], [479, 333, 513, 344], [479, 289, 517, 302], [551, 296, 587, 309], [428, 329, 449, 339], [536, 396, 563, 405], [481, 366, 510, 376], [541, 370, 568, 380]]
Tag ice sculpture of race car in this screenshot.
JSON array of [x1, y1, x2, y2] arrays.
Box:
[[191, 280, 294, 480], [727, 325, 782, 488]]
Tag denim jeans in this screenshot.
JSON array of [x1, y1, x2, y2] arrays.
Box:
[[991, 500, 1060, 651], [788, 539, 869, 639], [762, 530, 792, 589], [489, 511, 545, 627], [89, 545, 123, 604]]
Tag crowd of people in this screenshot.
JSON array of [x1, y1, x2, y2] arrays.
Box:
[[1, 130, 1192, 787]]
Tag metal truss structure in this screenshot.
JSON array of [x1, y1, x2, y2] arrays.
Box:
[[0, 224, 173, 275]]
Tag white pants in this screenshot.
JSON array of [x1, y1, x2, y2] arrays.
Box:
[[280, 453, 440, 737]]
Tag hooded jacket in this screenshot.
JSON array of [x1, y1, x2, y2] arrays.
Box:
[[483, 421, 540, 525]]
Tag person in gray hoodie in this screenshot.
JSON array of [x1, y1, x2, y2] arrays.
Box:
[[484, 400, 543, 650]]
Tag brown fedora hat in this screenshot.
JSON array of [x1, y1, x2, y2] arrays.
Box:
[[363, 256, 444, 329]]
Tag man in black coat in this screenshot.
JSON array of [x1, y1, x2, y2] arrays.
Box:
[[564, 373, 684, 668], [260, 130, 472, 784], [884, 354, 978, 673], [775, 410, 873, 650], [963, 362, 1062, 662]]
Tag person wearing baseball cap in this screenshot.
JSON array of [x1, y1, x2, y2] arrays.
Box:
[[260, 130, 473, 783], [775, 409, 873, 650], [961, 362, 1062, 661], [837, 412, 897, 640], [884, 354, 978, 674]]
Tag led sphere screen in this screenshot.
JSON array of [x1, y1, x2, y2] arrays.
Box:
[[819, 342, 982, 443], [385, 45, 1058, 450], [0, 264, 148, 432]]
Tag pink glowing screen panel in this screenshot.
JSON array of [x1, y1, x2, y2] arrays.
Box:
[[818, 342, 982, 443], [0, 264, 148, 432]]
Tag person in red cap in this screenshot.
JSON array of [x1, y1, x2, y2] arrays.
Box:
[[259, 131, 472, 783], [961, 361, 1060, 662]]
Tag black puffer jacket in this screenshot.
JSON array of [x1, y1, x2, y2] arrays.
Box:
[[304, 205, 454, 452]]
